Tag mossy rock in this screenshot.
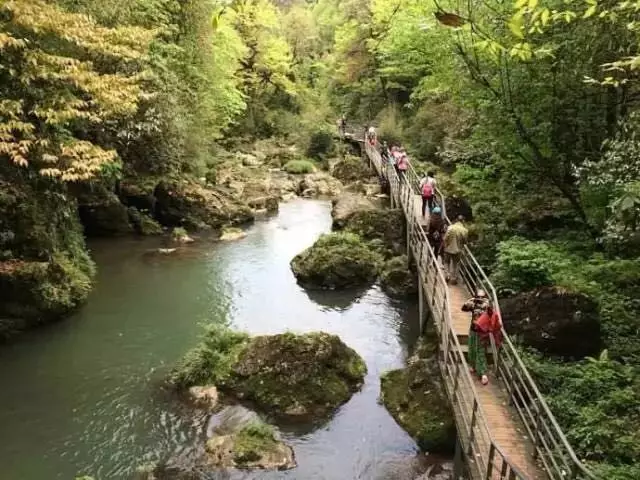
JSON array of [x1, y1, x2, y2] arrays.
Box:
[[0, 167, 95, 337], [380, 359, 456, 454], [380, 256, 418, 298], [331, 192, 378, 229], [171, 328, 367, 420], [0, 256, 94, 338], [283, 159, 315, 174], [154, 180, 254, 230], [290, 232, 383, 289], [127, 207, 163, 235], [75, 185, 133, 236], [228, 332, 367, 419], [332, 155, 373, 183], [342, 209, 405, 255]]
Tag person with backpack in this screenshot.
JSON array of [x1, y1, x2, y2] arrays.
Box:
[[419, 170, 437, 217], [396, 148, 408, 183], [427, 206, 446, 258]]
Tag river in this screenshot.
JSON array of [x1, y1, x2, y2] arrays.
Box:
[[0, 198, 445, 479]]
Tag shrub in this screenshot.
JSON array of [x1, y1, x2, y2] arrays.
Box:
[[283, 159, 315, 174], [307, 130, 334, 159], [491, 238, 572, 292]]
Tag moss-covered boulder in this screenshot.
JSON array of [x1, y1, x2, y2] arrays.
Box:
[[380, 256, 418, 297], [332, 155, 373, 183], [290, 232, 383, 289], [154, 180, 253, 230], [342, 209, 405, 256], [380, 359, 456, 454], [228, 332, 366, 418], [0, 167, 95, 338], [205, 421, 296, 470], [170, 327, 367, 420]]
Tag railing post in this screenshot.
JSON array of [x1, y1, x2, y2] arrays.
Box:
[[486, 443, 496, 480], [532, 400, 542, 460], [468, 399, 478, 457], [418, 279, 425, 333]]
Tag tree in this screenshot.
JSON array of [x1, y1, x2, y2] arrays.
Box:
[[0, 0, 153, 180]]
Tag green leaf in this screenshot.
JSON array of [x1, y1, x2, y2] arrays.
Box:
[[508, 15, 525, 38], [583, 5, 597, 18], [541, 8, 551, 25], [528, 0, 539, 9]]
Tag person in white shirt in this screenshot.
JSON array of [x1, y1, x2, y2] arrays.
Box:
[[419, 171, 437, 217]]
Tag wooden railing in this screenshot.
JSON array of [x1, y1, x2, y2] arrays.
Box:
[[363, 140, 598, 480]]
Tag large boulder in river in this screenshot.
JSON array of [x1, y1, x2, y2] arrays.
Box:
[[342, 208, 405, 255], [154, 180, 253, 230], [290, 232, 383, 289], [380, 256, 417, 298], [170, 327, 367, 420], [227, 332, 367, 419], [298, 171, 342, 198], [500, 286, 602, 358], [331, 192, 378, 229], [380, 358, 456, 454], [331, 155, 374, 183]]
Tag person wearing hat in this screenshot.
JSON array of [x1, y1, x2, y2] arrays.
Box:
[[427, 206, 446, 259], [466, 295, 503, 385]]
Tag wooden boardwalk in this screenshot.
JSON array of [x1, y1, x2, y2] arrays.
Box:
[[362, 141, 548, 480]]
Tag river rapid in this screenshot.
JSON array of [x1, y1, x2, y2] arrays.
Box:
[[0, 198, 449, 479]]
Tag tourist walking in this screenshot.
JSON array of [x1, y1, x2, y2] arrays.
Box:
[[442, 215, 468, 284], [396, 148, 408, 184], [367, 126, 377, 146], [419, 170, 437, 217], [427, 206, 446, 259], [466, 299, 502, 385]]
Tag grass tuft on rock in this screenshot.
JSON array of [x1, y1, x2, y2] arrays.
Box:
[[283, 159, 315, 174], [168, 324, 250, 388], [233, 421, 278, 463]]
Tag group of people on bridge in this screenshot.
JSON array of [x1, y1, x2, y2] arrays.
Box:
[[340, 119, 503, 387]]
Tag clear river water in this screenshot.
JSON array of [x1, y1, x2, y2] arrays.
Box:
[[0, 198, 449, 480]]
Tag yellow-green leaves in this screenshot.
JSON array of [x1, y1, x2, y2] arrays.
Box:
[[509, 13, 525, 38], [0, 0, 154, 181]]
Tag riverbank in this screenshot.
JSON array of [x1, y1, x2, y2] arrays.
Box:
[[0, 137, 359, 340]]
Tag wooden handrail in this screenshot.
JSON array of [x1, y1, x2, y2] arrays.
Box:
[[361, 139, 597, 480]]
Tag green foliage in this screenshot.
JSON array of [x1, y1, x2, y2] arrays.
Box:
[[307, 130, 334, 159], [168, 323, 249, 388], [491, 238, 571, 292], [523, 351, 640, 471], [0, 0, 152, 181], [282, 159, 315, 174]]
